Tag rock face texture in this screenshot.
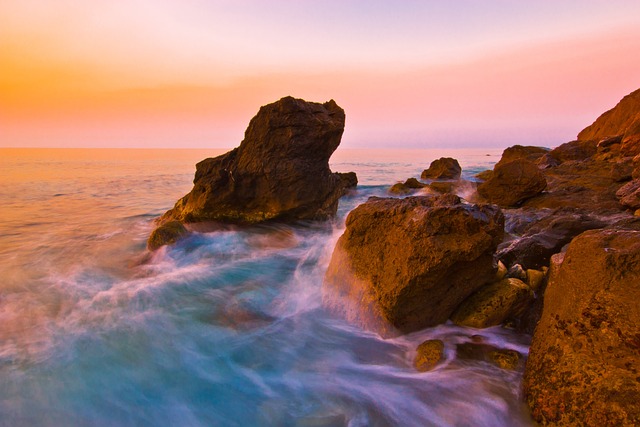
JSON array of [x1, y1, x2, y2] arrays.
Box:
[[158, 96, 355, 226], [322, 194, 504, 336], [421, 157, 462, 180], [477, 159, 547, 207], [578, 88, 640, 143], [523, 229, 640, 426]]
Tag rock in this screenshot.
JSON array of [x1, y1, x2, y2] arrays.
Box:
[[616, 179, 640, 210], [389, 178, 426, 194], [455, 342, 523, 370], [495, 145, 550, 168], [421, 157, 461, 180], [477, 159, 547, 207], [450, 278, 534, 329], [497, 210, 606, 269], [506, 264, 527, 281], [523, 229, 640, 426], [322, 194, 504, 336], [155, 97, 356, 229], [427, 179, 476, 196], [475, 169, 493, 181], [414, 339, 445, 372], [577, 88, 640, 142], [147, 220, 189, 250], [549, 139, 598, 163], [495, 260, 507, 281], [525, 268, 546, 292]]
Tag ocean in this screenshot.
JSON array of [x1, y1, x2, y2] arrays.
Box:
[[0, 148, 534, 426]]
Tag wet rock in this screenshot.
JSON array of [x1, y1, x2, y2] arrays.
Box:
[[427, 179, 476, 196], [414, 339, 445, 372], [497, 210, 606, 269], [147, 220, 189, 250], [506, 264, 527, 281], [525, 268, 546, 292], [389, 178, 426, 195], [616, 179, 640, 210], [524, 229, 640, 426], [322, 194, 504, 336], [155, 97, 356, 229], [421, 157, 461, 180], [477, 159, 547, 207], [456, 342, 522, 370], [450, 278, 534, 329]]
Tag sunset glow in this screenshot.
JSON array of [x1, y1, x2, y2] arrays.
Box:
[[2, 0, 640, 148]]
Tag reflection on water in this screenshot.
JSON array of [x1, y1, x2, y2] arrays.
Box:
[[0, 148, 534, 426]]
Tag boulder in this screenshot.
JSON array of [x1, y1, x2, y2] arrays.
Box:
[[450, 278, 534, 329], [155, 96, 356, 228], [322, 194, 504, 336], [495, 145, 550, 168], [616, 179, 640, 210], [389, 178, 426, 195], [147, 220, 188, 251], [414, 339, 445, 372], [477, 159, 547, 207], [497, 210, 606, 269], [524, 229, 640, 426], [421, 157, 461, 180], [548, 139, 598, 163]]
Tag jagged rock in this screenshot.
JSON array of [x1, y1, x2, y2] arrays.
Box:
[[477, 159, 547, 207], [421, 157, 461, 180], [147, 220, 188, 251], [616, 179, 640, 210], [322, 194, 504, 336], [450, 278, 533, 329], [154, 96, 356, 232], [414, 339, 445, 372], [497, 210, 606, 269], [524, 229, 640, 426]]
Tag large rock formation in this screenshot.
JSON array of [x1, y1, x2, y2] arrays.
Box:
[[477, 159, 547, 207], [523, 229, 640, 425], [578, 88, 640, 144], [322, 194, 504, 336], [149, 97, 356, 248]]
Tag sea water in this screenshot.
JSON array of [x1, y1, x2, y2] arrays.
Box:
[[0, 148, 534, 426]]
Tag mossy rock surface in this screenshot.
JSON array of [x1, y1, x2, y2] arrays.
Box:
[[147, 221, 188, 251]]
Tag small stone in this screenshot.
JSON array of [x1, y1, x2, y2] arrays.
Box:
[[489, 349, 521, 370], [507, 264, 527, 281], [414, 339, 445, 372], [496, 260, 507, 281], [526, 269, 546, 292]]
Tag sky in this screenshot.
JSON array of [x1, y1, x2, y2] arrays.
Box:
[[1, 0, 640, 149]]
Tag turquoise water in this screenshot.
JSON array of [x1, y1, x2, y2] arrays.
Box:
[[0, 148, 533, 426]]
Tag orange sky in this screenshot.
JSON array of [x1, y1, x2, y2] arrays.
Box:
[[2, 1, 640, 148]]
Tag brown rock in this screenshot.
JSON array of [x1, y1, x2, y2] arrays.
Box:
[[578, 88, 640, 142], [549, 139, 598, 163], [156, 97, 356, 228], [322, 195, 504, 336], [421, 157, 461, 180], [147, 220, 189, 251], [616, 179, 640, 210], [450, 278, 534, 329], [475, 169, 493, 181], [495, 145, 550, 168], [389, 178, 426, 195], [456, 342, 523, 370], [477, 159, 547, 207], [523, 229, 640, 426], [414, 339, 445, 372]]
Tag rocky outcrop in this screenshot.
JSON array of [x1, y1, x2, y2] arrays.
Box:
[[322, 194, 504, 336], [524, 229, 640, 426], [496, 145, 550, 167], [578, 88, 640, 142], [388, 178, 426, 195], [149, 97, 356, 249], [477, 159, 547, 207], [421, 157, 461, 180]]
